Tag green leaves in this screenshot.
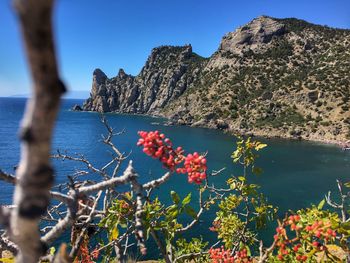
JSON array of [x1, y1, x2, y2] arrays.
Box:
[[215, 137, 278, 251], [169, 191, 196, 218], [317, 199, 325, 210], [98, 196, 136, 246], [174, 237, 209, 262], [171, 191, 180, 205], [238, 176, 246, 182], [182, 193, 191, 206], [254, 142, 267, 151], [215, 213, 252, 249], [218, 194, 242, 213], [49, 247, 56, 256], [338, 221, 350, 235], [142, 189, 202, 252], [184, 206, 197, 218], [231, 137, 267, 175]]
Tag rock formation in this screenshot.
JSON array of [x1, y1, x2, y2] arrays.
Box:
[[82, 16, 350, 143], [83, 45, 206, 114]]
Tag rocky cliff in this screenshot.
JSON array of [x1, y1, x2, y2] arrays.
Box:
[[83, 16, 350, 143], [83, 45, 206, 114]]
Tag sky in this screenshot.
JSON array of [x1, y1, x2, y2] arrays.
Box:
[[0, 0, 349, 98]]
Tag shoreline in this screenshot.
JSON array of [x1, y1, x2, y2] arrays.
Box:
[[75, 108, 350, 150]]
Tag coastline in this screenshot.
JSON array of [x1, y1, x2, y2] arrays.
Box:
[[75, 108, 350, 150]]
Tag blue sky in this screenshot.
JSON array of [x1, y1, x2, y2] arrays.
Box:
[[0, 0, 349, 98]]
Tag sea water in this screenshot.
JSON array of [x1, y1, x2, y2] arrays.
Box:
[[1, 97, 349, 259]]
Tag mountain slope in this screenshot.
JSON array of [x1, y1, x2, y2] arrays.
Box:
[[82, 16, 350, 143]]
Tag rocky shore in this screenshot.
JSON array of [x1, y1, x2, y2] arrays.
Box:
[[161, 114, 350, 149]]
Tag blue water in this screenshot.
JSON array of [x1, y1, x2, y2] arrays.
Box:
[[1, 97, 349, 259]]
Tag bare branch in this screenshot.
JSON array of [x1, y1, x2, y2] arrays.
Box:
[[78, 161, 137, 194], [52, 151, 109, 179], [142, 172, 172, 189], [50, 191, 74, 205], [336, 179, 348, 222], [211, 167, 226, 176], [0, 170, 16, 184], [100, 116, 126, 158], [0, 235, 18, 255], [258, 238, 278, 263], [176, 187, 218, 234], [174, 251, 205, 263], [130, 176, 147, 255], [42, 213, 73, 246], [0, 172, 75, 205], [69, 191, 102, 258]]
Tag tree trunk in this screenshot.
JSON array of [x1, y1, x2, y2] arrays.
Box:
[[9, 0, 65, 262]]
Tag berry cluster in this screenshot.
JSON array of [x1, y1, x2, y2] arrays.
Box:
[[304, 220, 336, 240], [177, 152, 207, 184], [209, 219, 221, 232], [91, 248, 99, 260], [273, 214, 338, 262], [209, 247, 252, 263], [137, 131, 207, 184], [75, 236, 95, 263], [287, 215, 301, 231], [274, 222, 308, 262], [137, 131, 184, 171]]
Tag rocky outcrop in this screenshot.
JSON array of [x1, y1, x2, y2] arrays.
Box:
[[83, 45, 207, 114], [219, 16, 286, 55], [72, 104, 82, 111], [83, 16, 350, 143]]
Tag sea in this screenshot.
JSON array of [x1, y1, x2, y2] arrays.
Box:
[[0, 97, 349, 260]]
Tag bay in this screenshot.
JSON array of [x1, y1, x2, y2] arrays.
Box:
[[0, 97, 349, 259]]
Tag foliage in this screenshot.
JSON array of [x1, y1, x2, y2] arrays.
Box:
[[255, 39, 293, 60], [174, 237, 209, 262], [210, 138, 276, 252], [270, 207, 341, 262], [66, 134, 350, 262], [256, 107, 305, 128]]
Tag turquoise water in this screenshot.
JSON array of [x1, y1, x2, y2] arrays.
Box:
[[0, 97, 349, 259]]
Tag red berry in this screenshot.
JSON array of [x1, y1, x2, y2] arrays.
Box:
[[315, 230, 321, 238], [294, 215, 301, 221], [137, 131, 208, 184]]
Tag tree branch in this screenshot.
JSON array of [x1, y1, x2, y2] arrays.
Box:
[[9, 0, 65, 262], [78, 161, 137, 194], [0, 170, 16, 184]]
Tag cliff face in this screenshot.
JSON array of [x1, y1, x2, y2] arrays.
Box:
[[83, 45, 207, 114], [83, 16, 350, 142]]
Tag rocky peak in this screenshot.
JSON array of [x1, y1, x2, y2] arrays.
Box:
[[93, 68, 107, 85], [144, 45, 193, 70], [180, 44, 192, 59], [219, 16, 286, 54], [117, 68, 128, 80]]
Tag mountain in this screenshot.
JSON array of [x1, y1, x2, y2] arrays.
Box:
[[82, 16, 350, 143]]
